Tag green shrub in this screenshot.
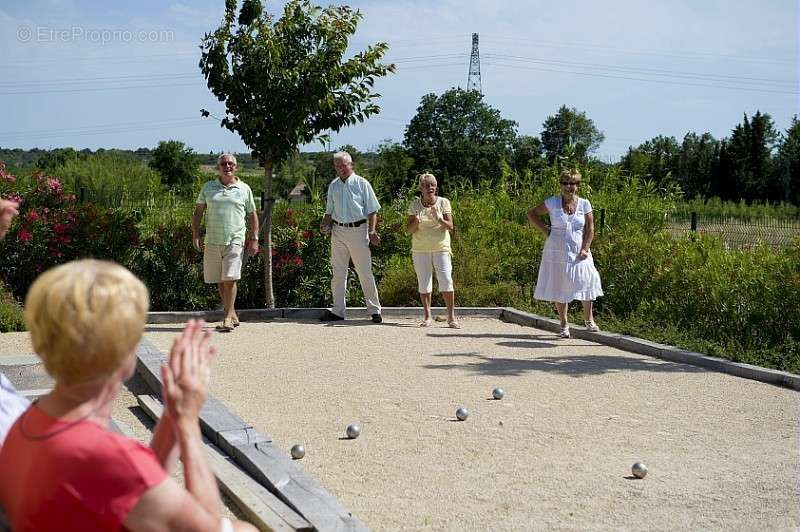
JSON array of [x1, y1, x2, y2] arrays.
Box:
[[0, 281, 24, 332], [379, 255, 421, 306], [126, 223, 218, 311], [55, 152, 164, 207]]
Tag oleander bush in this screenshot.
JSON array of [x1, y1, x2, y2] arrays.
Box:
[[0, 170, 139, 300]]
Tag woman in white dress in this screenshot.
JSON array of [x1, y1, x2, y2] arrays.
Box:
[[527, 168, 603, 338]]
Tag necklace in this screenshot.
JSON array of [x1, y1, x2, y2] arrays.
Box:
[[18, 400, 100, 441], [421, 195, 437, 208], [562, 197, 576, 215]]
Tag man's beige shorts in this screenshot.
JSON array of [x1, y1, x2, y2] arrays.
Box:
[[203, 243, 244, 283]]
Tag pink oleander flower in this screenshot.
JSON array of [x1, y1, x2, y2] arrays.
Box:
[[0, 162, 15, 182], [293, 256, 303, 267], [18, 229, 32, 242], [47, 178, 62, 193], [53, 222, 70, 235], [26, 211, 40, 222], [302, 230, 311, 239]]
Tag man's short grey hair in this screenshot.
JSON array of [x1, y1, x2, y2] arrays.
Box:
[[333, 151, 352, 164], [217, 153, 238, 166]]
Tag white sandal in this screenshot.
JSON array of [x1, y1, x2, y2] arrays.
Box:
[[558, 326, 570, 338], [585, 320, 599, 332], [419, 318, 432, 327], [448, 320, 461, 329]]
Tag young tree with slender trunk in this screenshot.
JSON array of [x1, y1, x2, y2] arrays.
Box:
[[199, 0, 394, 307]]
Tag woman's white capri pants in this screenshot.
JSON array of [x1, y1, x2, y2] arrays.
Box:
[[412, 251, 454, 293]]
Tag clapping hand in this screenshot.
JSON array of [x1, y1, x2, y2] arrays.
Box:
[[431, 204, 445, 224], [0, 199, 19, 240], [161, 319, 217, 425]]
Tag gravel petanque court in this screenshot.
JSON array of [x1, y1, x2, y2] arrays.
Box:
[[2, 316, 798, 530]]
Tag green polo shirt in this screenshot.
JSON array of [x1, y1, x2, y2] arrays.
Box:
[[196, 179, 256, 246]]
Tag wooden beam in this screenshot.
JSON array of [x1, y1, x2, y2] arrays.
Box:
[[136, 394, 311, 532]]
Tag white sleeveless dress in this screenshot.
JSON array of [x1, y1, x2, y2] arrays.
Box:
[[534, 196, 604, 303]]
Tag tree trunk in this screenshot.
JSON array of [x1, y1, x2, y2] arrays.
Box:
[[261, 160, 275, 308]]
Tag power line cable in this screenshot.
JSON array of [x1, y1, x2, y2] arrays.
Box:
[[483, 53, 796, 86], [0, 82, 201, 96], [482, 60, 798, 95], [2, 53, 465, 87], [0, 73, 201, 87], [0, 117, 204, 139], [481, 35, 797, 65]]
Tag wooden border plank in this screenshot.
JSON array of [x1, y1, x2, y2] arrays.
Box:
[[227, 443, 367, 532], [136, 395, 312, 532]]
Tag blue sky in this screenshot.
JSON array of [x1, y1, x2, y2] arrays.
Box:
[[1, 0, 797, 161]]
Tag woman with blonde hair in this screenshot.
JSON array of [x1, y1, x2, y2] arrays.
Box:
[[528, 168, 603, 338], [0, 259, 255, 532], [406, 173, 460, 328]]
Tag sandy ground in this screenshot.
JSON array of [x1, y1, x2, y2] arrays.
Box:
[[2, 317, 798, 531]]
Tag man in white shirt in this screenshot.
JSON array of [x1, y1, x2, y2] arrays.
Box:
[[319, 151, 382, 323]]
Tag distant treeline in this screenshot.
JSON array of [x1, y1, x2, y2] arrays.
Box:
[[0, 146, 264, 170], [3, 94, 799, 207]]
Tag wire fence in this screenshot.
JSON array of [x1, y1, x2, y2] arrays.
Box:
[[597, 208, 800, 249], [667, 213, 800, 249]]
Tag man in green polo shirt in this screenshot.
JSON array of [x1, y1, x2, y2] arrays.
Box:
[[192, 153, 259, 332]]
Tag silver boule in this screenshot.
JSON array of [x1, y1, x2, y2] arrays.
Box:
[[290, 444, 305, 460], [346, 424, 361, 439], [455, 407, 469, 421], [492, 387, 505, 400], [632, 462, 648, 479]]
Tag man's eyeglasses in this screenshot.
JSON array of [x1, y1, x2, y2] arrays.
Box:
[[220, 162, 236, 167], [560, 181, 579, 186]]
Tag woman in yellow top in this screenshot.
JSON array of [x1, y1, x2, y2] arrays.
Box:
[[406, 173, 460, 328]]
